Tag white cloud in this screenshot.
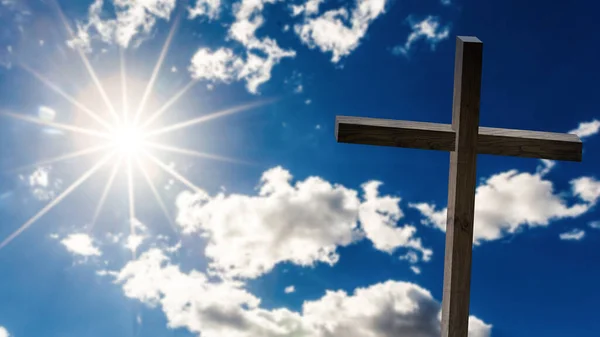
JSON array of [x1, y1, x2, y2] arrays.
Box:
[[38, 105, 56, 121], [294, 84, 303, 93], [536, 159, 556, 176], [589, 221, 600, 229], [115, 249, 491, 337], [569, 119, 600, 139], [305, 99, 312, 105], [290, 0, 325, 17], [468, 316, 492, 337], [125, 219, 149, 253], [295, 0, 387, 62], [228, 0, 296, 93], [0, 326, 9, 337], [29, 166, 49, 188], [441, 0, 451, 5], [571, 177, 600, 204], [187, 0, 296, 94], [410, 266, 421, 274], [188, 0, 221, 20], [412, 170, 595, 244], [360, 181, 432, 260], [559, 229, 585, 241], [68, 0, 176, 51], [399, 251, 419, 264], [61, 233, 102, 257], [176, 166, 431, 279], [284, 285, 295, 293], [392, 16, 450, 56], [189, 47, 243, 83], [25, 166, 61, 201]]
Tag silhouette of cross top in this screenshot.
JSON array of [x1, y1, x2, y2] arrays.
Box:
[[334, 36, 582, 337]]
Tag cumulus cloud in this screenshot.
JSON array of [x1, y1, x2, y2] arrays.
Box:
[[589, 221, 600, 229], [188, 0, 221, 20], [61, 233, 102, 257], [468, 316, 492, 337], [188, 0, 296, 93], [571, 177, 600, 204], [569, 119, 600, 139], [68, 0, 176, 51], [295, 0, 387, 62], [114, 249, 491, 337], [411, 170, 596, 244], [176, 166, 431, 279], [559, 229, 585, 241], [285, 285, 296, 293], [0, 326, 9, 337], [392, 16, 450, 56]]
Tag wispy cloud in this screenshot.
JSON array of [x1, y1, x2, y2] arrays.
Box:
[[559, 229, 585, 241], [23, 166, 62, 201], [284, 285, 295, 293], [188, 0, 221, 20], [392, 16, 450, 56], [569, 119, 600, 139]]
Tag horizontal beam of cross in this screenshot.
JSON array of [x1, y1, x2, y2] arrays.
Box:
[[336, 115, 582, 162]]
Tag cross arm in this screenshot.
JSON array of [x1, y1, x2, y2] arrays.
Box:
[[335, 115, 582, 161]]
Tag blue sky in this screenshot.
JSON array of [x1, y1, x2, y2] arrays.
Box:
[[0, 0, 599, 336]]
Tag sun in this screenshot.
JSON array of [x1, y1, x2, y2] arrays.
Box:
[[0, 7, 271, 251], [110, 124, 147, 156]]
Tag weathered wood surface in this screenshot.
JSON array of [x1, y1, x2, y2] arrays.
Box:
[[440, 36, 482, 337], [336, 116, 582, 161]]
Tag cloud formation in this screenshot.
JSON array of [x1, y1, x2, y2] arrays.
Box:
[[569, 119, 600, 139], [188, 0, 221, 20], [559, 229, 585, 241], [23, 166, 62, 201], [0, 326, 9, 337], [68, 0, 177, 51], [60, 233, 102, 257], [411, 170, 597, 244], [176, 166, 431, 279], [392, 16, 450, 56], [295, 0, 388, 62], [115, 248, 491, 337]]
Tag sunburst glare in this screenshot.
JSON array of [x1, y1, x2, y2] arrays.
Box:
[[0, 3, 272, 251]]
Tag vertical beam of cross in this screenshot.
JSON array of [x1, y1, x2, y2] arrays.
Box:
[[441, 36, 483, 337]]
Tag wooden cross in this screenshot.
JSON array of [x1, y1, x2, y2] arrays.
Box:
[[334, 36, 582, 337]]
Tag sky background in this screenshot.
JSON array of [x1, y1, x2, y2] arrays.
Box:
[[0, 0, 599, 337]]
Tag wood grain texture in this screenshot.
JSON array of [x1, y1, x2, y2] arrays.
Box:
[[335, 116, 582, 161], [440, 36, 483, 337]]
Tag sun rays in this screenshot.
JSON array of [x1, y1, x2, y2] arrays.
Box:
[[0, 4, 272, 251]]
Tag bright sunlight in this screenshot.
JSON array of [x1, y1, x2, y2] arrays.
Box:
[[110, 124, 146, 156], [0, 7, 272, 251]]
